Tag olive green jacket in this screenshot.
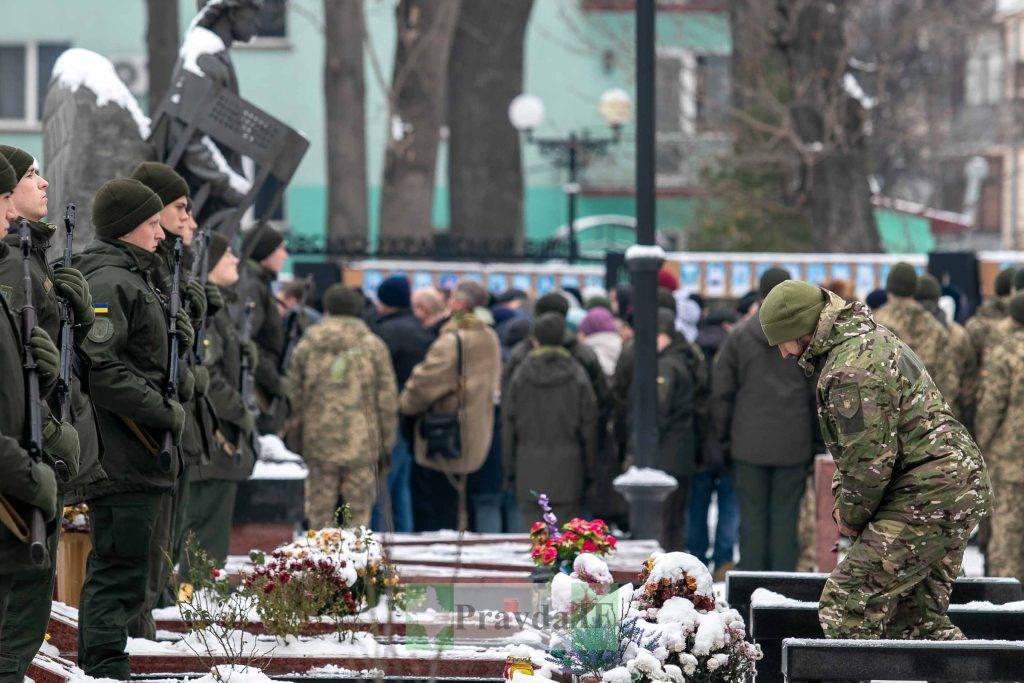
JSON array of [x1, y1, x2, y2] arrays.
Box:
[[0, 219, 104, 497], [191, 288, 256, 482], [74, 239, 181, 497], [0, 263, 58, 574], [239, 259, 287, 433]]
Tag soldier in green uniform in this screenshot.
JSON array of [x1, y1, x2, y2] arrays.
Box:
[[974, 292, 1024, 583], [0, 145, 95, 679], [966, 267, 1014, 370], [74, 178, 193, 679], [182, 235, 257, 572], [240, 222, 288, 434], [0, 153, 63, 680], [760, 280, 991, 639], [128, 161, 214, 637]]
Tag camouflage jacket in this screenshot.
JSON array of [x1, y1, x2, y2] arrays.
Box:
[[799, 291, 990, 532], [287, 315, 397, 467], [966, 298, 1007, 366], [873, 298, 959, 407], [974, 324, 1024, 482]]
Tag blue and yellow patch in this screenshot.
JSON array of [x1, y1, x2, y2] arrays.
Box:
[[93, 303, 110, 315]]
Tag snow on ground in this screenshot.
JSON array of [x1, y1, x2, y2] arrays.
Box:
[[51, 48, 151, 138], [750, 588, 815, 608]]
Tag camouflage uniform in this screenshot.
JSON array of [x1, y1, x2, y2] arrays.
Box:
[[974, 323, 1024, 583], [873, 298, 959, 409], [287, 315, 397, 528], [965, 298, 1008, 369], [797, 291, 991, 640]]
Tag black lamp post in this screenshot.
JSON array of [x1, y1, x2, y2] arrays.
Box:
[[509, 90, 632, 263]]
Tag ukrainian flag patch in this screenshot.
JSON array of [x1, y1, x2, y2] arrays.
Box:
[[93, 303, 110, 315]]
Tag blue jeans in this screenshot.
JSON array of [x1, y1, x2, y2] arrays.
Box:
[[686, 471, 738, 569], [371, 432, 414, 533], [471, 492, 520, 533]]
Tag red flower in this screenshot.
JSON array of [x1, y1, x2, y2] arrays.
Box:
[[605, 535, 617, 548], [263, 581, 276, 594], [541, 546, 558, 564], [278, 571, 291, 584], [530, 522, 546, 534], [582, 539, 597, 553]]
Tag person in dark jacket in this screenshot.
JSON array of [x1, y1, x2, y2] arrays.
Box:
[[75, 179, 190, 680], [711, 268, 816, 571], [0, 146, 95, 676], [181, 236, 257, 574], [239, 222, 288, 434], [371, 275, 434, 533], [504, 313, 597, 530]]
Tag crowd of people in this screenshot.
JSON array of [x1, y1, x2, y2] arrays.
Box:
[[0, 131, 1022, 675]]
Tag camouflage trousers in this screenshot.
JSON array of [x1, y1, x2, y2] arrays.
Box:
[[304, 459, 379, 529], [987, 481, 1024, 583], [819, 516, 979, 640]]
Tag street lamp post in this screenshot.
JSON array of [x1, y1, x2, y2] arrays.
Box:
[[509, 90, 632, 263]]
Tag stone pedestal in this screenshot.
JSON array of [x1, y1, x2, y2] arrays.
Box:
[[614, 477, 677, 545]]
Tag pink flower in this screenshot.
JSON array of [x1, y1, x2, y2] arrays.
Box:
[[263, 581, 276, 594], [582, 539, 597, 553], [541, 545, 558, 564]]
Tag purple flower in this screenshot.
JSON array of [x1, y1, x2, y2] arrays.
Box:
[[536, 493, 559, 537]]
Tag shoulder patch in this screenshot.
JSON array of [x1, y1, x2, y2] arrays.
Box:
[[831, 382, 865, 434], [42, 277, 53, 294], [87, 317, 114, 344]]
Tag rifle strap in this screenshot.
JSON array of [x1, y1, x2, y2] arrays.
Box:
[[122, 417, 161, 455], [0, 495, 30, 543]]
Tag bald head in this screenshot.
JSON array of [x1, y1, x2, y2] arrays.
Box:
[[412, 287, 445, 327]]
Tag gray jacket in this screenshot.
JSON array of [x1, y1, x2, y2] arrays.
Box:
[[711, 312, 817, 467]]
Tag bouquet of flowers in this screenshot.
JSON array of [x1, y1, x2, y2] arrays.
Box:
[[529, 494, 616, 571]]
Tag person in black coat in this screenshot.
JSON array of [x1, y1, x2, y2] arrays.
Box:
[[371, 276, 435, 533]]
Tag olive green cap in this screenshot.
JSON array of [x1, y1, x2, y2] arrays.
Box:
[[0, 155, 16, 195], [759, 280, 826, 346], [995, 267, 1017, 297], [131, 161, 189, 207], [92, 178, 164, 240], [886, 262, 918, 297], [0, 145, 34, 182], [206, 233, 229, 273], [324, 284, 364, 317], [915, 273, 941, 301], [1010, 292, 1024, 325]]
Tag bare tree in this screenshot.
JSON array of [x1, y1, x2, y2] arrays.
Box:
[[446, 0, 534, 246], [378, 0, 462, 242], [146, 0, 180, 113], [324, 0, 368, 242]]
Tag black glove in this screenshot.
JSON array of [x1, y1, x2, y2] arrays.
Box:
[[53, 267, 95, 344], [193, 366, 210, 396], [241, 341, 259, 371], [205, 283, 224, 317], [174, 310, 194, 355], [179, 368, 195, 402], [168, 399, 185, 445], [30, 327, 60, 392], [185, 279, 207, 323]]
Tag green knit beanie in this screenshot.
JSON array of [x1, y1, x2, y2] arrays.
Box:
[[886, 262, 918, 297], [243, 222, 284, 262], [92, 178, 164, 240], [324, 284, 364, 317], [915, 273, 941, 301], [1014, 268, 1024, 294], [0, 156, 16, 195], [0, 145, 34, 181], [206, 233, 229, 273], [1010, 292, 1024, 325], [996, 267, 1017, 297], [760, 280, 826, 346], [131, 161, 189, 207]]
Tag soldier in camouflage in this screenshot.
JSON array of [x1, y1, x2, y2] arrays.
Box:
[[915, 274, 977, 426], [872, 263, 959, 407], [287, 285, 397, 528], [966, 267, 1014, 382], [974, 292, 1024, 583], [760, 280, 991, 640]]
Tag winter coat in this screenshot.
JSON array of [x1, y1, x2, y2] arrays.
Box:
[[503, 347, 597, 504], [966, 298, 1008, 368], [0, 220, 104, 495], [288, 315, 397, 467], [75, 239, 181, 498], [504, 331, 610, 413], [873, 298, 959, 409], [582, 331, 623, 379], [799, 290, 990, 533], [238, 259, 287, 433], [190, 288, 256, 482], [0, 282, 58, 574], [975, 324, 1024, 483], [400, 313, 502, 475], [711, 312, 817, 467], [376, 308, 435, 390], [652, 337, 701, 479]]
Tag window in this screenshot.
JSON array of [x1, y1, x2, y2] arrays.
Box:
[[965, 31, 1003, 106], [656, 50, 696, 184], [0, 42, 70, 130], [696, 55, 730, 131]]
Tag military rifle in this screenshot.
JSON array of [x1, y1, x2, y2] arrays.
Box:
[[55, 205, 76, 430], [18, 219, 49, 565], [239, 300, 258, 415], [190, 224, 211, 362], [158, 239, 184, 473]]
